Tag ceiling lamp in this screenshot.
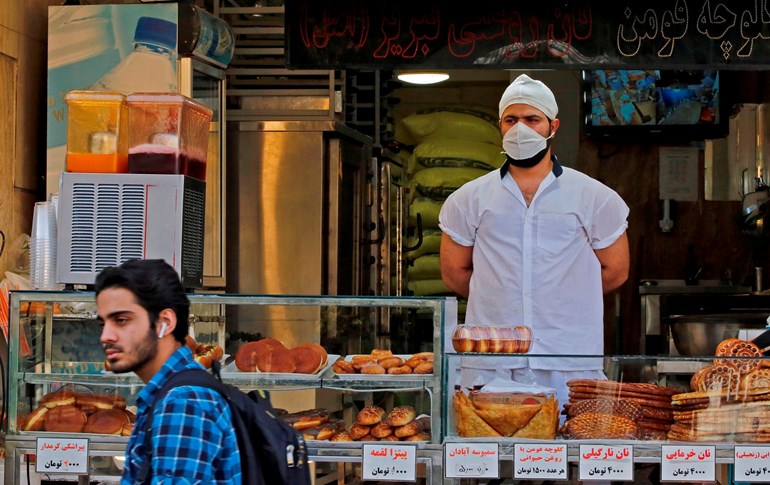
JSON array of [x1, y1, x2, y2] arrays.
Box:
[[396, 71, 450, 85]]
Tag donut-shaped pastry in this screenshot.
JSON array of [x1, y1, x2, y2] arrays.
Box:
[[387, 364, 412, 374], [256, 348, 296, 373], [378, 356, 405, 369], [332, 359, 355, 374], [289, 346, 324, 374], [235, 339, 286, 372], [370, 349, 393, 360], [360, 362, 385, 374]]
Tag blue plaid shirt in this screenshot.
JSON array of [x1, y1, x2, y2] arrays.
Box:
[[121, 346, 242, 484]]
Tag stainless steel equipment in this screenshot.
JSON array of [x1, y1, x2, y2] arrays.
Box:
[[639, 279, 754, 355], [227, 120, 375, 353], [57, 173, 206, 288]]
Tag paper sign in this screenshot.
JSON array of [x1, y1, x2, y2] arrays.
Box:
[[660, 445, 715, 482], [734, 446, 770, 482], [362, 443, 417, 482], [444, 442, 499, 479], [659, 146, 699, 201], [36, 437, 89, 474], [513, 442, 568, 480], [578, 444, 634, 481]]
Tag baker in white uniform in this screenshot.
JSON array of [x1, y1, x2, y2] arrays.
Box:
[[438, 73, 630, 410]]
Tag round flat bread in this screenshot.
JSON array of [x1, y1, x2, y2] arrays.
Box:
[[289, 346, 324, 374], [256, 348, 296, 373]]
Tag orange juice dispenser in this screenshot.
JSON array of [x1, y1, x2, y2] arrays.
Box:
[[125, 92, 213, 180], [64, 90, 128, 173]]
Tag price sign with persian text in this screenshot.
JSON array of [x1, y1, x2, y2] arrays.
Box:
[[578, 444, 634, 481], [362, 443, 417, 482], [36, 437, 89, 474], [444, 442, 500, 479], [734, 446, 770, 482], [513, 442, 567, 480], [660, 445, 715, 482]]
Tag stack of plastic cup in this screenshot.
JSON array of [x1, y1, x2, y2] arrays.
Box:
[[29, 201, 60, 289]]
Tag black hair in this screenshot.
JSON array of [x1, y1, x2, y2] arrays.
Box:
[[94, 259, 189, 343]]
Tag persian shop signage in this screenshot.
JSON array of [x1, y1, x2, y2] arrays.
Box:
[[285, 0, 770, 69]]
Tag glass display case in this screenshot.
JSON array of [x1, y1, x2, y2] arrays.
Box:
[[443, 350, 770, 476], [3, 290, 456, 484]]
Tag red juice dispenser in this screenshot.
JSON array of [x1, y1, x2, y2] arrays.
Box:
[[125, 92, 213, 180]]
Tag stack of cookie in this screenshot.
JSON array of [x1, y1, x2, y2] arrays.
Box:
[[563, 379, 679, 440], [338, 405, 431, 442]]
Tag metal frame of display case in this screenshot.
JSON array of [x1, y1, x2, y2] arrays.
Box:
[[3, 290, 456, 484]]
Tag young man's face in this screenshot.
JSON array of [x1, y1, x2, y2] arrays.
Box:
[[97, 287, 158, 374]]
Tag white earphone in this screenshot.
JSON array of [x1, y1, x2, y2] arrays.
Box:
[[158, 321, 169, 339]]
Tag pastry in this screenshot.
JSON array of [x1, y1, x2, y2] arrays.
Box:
[[22, 406, 49, 431], [563, 412, 638, 440], [370, 349, 393, 360], [332, 359, 355, 374], [44, 405, 87, 433], [387, 364, 412, 375], [370, 422, 394, 438], [348, 423, 371, 440], [413, 361, 433, 374], [256, 348, 296, 373], [378, 356, 405, 369], [403, 431, 431, 441], [385, 405, 416, 427], [394, 419, 424, 438], [289, 346, 324, 374], [294, 343, 328, 368], [235, 338, 287, 372], [41, 389, 77, 408], [356, 405, 385, 425], [84, 409, 129, 435], [360, 362, 385, 374], [330, 431, 352, 442]]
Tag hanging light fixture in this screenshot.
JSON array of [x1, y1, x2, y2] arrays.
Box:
[[396, 71, 450, 85]]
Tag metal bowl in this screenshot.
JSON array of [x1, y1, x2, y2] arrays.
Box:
[[667, 314, 767, 356]]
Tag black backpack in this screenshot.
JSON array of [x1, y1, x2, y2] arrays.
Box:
[[137, 361, 312, 485]]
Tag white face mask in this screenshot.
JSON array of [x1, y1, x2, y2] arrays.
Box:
[[502, 122, 553, 160]]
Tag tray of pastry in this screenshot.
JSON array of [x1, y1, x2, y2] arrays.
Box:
[[331, 351, 434, 379], [222, 338, 336, 379]]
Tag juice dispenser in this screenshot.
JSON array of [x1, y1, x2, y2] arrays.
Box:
[[125, 93, 213, 180], [64, 90, 128, 173]]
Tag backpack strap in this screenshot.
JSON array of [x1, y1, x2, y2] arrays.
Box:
[[135, 364, 225, 483]]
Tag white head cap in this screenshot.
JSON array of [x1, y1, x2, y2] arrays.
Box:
[[498, 74, 558, 119]]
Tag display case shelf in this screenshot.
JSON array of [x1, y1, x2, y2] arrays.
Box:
[[4, 290, 456, 484]]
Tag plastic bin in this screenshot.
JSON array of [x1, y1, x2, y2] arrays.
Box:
[[64, 90, 128, 173], [125, 93, 213, 180]]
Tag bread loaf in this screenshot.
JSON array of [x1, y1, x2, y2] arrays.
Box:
[[386, 405, 416, 427], [356, 406, 385, 425]]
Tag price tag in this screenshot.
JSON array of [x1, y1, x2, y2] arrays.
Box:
[[735, 446, 770, 482], [362, 443, 417, 482], [660, 445, 715, 482], [36, 437, 89, 474], [578, 444, 634, 481], [444, 442, 499, 479], [513, 442, 568, 480]]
